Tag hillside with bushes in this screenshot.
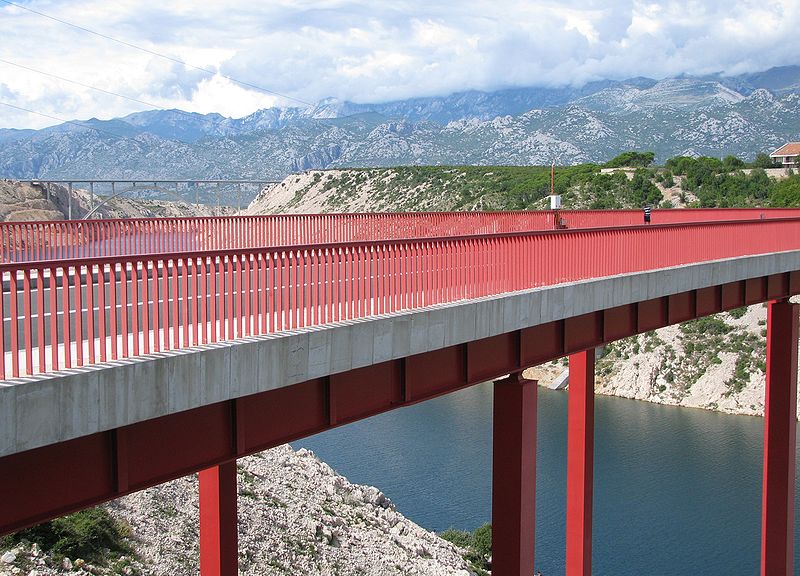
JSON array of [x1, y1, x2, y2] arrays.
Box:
[[247, 152, 800, 215], [247, 152, 800, 419]]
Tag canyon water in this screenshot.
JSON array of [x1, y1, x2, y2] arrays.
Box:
[[294, 382, 799, 575]]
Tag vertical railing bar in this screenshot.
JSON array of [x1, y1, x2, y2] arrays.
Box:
[[210, 257, 217, 343], [86, 264, 95, 365], [172, 259, 180, 349], [61, 266, 71, 368], [73, 264, 83, 367], [131, 261, 139, 357], [142, 260, 150, 355], [22, 269, 32, 375], [97, 264, 106, 363], [120, 262, 128, 358]]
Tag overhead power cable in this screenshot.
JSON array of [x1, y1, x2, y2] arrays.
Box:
[[0, 0, 314, 107], [0, 58, 173, 112], [0, 57, 225, 126], [0, 100, 137, 140]]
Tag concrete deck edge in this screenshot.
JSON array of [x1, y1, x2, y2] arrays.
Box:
[[3, 250, 800, 457]]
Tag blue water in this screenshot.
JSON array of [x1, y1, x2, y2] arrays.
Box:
[[293, 383, 800, 575]]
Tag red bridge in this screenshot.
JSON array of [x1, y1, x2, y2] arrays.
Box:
[[0, 209, 799, 576]]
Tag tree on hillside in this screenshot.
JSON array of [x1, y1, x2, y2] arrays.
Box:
[[628, 169, 663, 206], [604, 151, 655, 168], [751, 153, 777, 169], [723, 155, 745, 169], [770, 175, 800, 207]]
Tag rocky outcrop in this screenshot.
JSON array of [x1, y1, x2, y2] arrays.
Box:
[[109, 446, 472, 576], [0, 543, 143, 576], [290, 144, 342, 171]]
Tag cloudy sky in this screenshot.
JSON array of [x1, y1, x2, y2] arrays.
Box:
[[0, 0, 798, 129]]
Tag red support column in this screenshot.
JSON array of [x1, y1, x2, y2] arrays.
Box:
[[492, 373, 537, 576], [761, 300, 799, 576], [567, 349, 595, 576], [199, 461, 238, 576]]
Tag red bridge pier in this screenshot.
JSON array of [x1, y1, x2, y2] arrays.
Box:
[[492, 373, 538, 576], [762, 299, 799, 576], [199, 462, 238, 576], [567, 349, 595, 576]]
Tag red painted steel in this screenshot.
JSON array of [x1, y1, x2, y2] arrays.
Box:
[[492, 373, 538, 576], [3, 209, 800, 263], [761, 300, 799, 576], [1, 274, 799, 538], [567, 349, 595, 576], [3, 217, 800, 378], [199, 462, 238, 576]]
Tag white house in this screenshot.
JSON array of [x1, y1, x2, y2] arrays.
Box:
[[770, 142, 800, 167]]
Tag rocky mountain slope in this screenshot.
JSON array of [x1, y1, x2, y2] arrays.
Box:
[[0, 180, 232, 221], [0, 446, 473, 576], [2, 68, 800, 182]]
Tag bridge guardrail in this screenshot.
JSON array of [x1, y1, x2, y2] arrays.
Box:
[[3, 209, 800, 263], [1, 216, 800, 379]]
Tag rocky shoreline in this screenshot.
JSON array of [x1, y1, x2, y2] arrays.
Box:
[[527, 302, 800, 420]]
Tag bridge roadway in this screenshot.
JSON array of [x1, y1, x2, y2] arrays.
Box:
[[0, 211, 799, 576]]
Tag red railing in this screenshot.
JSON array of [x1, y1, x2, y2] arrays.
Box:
[[4, 209, 800, 262], [2, 216, 800, 379], [0, 212, 559, 262]]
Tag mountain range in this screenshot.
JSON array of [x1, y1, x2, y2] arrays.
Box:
[[1, 66, 799, 183]]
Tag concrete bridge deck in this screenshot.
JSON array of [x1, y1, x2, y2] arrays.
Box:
[[2, 249, 799, 458]]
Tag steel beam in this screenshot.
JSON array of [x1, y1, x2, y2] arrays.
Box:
[[199, 462, 238, 576], [761, 300, 799, 576], [567, 349, 595, 576], [492, 373, 537, 576]]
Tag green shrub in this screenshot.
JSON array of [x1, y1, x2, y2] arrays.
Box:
[[439, 523, 491, 575], [604, 151, 655, 168], [472, 523, 492, 561], [440, 528, 472, 549], [728, 307, 747, 319], [4, 508, 133, 565]]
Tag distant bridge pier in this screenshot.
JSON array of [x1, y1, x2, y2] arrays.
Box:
[[761, 299, 798, 576], [199, 461, 239, 576], [492, 372, 537, 576], [566, 349, 595, 576]]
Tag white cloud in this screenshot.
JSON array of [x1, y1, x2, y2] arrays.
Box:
[[0, 0, 797, 128]]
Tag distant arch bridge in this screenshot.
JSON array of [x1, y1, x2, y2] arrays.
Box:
[[25, 179, 278, 219]]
